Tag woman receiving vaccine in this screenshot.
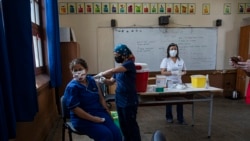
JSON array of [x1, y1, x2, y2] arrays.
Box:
[[63, 58, 122, 141]]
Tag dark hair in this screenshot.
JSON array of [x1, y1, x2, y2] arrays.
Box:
[[69, 58, 88, 70], [166, 43, 180, 59]]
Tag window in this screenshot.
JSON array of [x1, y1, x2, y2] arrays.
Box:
[[30, 0, 46, 74]]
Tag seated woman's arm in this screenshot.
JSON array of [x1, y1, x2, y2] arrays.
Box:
[[72, 107, 105, 123], [96, 82, 111, 113]]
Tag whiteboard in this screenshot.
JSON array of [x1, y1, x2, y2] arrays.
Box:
[[114, 27, 217, 72]]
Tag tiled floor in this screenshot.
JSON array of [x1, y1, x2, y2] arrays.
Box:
[[46, 96, 250, 141]]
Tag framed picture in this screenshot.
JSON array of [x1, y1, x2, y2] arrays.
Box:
[[245, 3, 250, 14], [181, 3, 188, 14], [110, 3, 118, 14], [150, 3, 158, 14], [102, 2, 109, 14], [85, 2, 93, 14], [68, 3, 76, 14], [134, 3, 142, 14], [238, 3, 245, 14], [118, 3, 126, 14], [223, 3, 231, 15], [188, 3, 195, 14], [158, 3, 165, 14], [76, 3, 84, 14], [127, 3, 134, 14], [202, 3, 210, 15], [94, 3, 101, 14], [173, 3, 180, 14], [143, 3, 150, 14], [166, 3, 173, 14], [59, 3, 67, 14]]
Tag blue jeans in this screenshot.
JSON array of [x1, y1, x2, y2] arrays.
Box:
[[117, 105, 141, 141], [166, 104, 184, 123]]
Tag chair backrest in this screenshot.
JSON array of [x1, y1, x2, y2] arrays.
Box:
[[61, 95, 86, 141], [60, 95, 70, 120], [151, 130, 166, 141]]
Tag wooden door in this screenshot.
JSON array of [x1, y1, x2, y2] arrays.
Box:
[[237, 25, 250, 98], [59, 42, 80, 97]]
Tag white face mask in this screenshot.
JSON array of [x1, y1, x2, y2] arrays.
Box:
[[72, 70, 86, 81], [169, 50, 177, 57]]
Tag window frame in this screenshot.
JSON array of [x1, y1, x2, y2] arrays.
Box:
[[31, 0, 47, 75]]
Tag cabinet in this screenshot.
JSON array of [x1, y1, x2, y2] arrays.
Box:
[[59, 42, 80, 97], [237, 25, 250, 97]]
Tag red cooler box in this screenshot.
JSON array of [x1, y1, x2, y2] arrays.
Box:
[[135, 63, 149, 92]]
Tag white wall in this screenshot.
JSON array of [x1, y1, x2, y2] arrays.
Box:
[[59, 0, 250, 74]]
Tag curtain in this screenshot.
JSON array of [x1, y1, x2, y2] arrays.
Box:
[[0, 0, 38, 140], [45, 0, 62, 88], [45, 0, 62, 114], [0, 1, 16, 140], [0, 0, 62, 140]]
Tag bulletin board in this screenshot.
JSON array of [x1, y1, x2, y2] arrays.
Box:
[[114, 27, 218, 71]]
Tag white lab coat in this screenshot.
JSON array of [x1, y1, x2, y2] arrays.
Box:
[[160, 57, 187, 84]]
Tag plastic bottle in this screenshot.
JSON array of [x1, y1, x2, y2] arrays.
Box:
[[206, 74, 210, 88]]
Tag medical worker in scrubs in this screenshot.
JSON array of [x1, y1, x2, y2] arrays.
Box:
[[95, 44, 141, 141], [63, 58, 122, 141], [160, 43, 187, 125]]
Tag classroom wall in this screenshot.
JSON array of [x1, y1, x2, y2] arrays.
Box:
[[58, 0, 250, 74]]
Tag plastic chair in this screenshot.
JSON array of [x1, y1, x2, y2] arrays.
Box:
[[151, 130, 167, 141], [60, 96, 86, 141]]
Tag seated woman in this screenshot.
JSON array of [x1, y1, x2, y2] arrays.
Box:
[[63, 58, 122, 141]]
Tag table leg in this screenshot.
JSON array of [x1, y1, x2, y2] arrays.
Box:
[[192, 102, 194, 126], [208, 93, 214, 138]]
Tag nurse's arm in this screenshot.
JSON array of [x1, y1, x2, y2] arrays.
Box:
[[102, 65, 127, 77]]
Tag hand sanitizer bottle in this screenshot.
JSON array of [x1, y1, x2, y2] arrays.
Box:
[[205, 74, 210, 88]]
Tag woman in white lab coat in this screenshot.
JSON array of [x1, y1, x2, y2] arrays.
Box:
[[160, 43, 187, 125]]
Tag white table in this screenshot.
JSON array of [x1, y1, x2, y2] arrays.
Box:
[[137, 83, 223, 138]]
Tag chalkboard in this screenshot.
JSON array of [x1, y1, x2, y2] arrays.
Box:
[[114, 27, 217, 71]]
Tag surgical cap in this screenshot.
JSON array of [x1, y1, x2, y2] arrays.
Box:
[[114, 44, 132, 57]]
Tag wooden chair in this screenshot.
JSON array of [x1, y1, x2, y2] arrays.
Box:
[[60, 96, 86, 141]]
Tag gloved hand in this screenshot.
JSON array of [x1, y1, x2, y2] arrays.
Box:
[[99, 77, 106, 83], [179, 72, 186, 76], [93, 72, 103, 79], [238, 59, 250, 72], [171, 71, 185, 76], [171, 71, 180, 75]]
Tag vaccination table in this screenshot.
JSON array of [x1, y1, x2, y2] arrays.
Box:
[[137, 83, 223, 138]]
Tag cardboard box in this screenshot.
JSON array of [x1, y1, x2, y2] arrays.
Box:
[[59, 27, 76, 42]]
